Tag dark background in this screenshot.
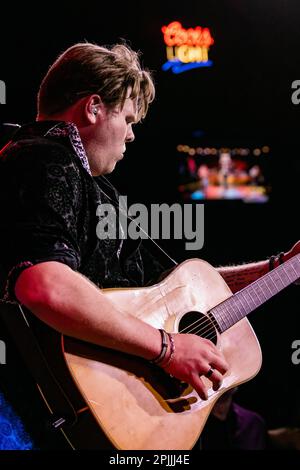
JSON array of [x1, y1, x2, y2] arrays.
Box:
[[0, 0, 300, 435]]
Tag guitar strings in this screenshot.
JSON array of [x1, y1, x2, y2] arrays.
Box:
[[179, 314, 212, 335], [179, 257, 300, 342], [179, 314, 217, 340], [185, 318, 215, 337], [178, 256, 300, 340]]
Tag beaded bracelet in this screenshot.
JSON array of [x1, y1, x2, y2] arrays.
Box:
[[150, 329, 169, 365], [161, 333, 175, 368]]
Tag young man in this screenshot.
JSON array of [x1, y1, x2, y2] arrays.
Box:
[[0, 42, 299, 448]]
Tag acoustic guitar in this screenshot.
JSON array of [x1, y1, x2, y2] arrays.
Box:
[[55, 254, 300, 449], [4, 253, 299, 450]]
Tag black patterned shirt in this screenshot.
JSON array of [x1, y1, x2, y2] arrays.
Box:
[[0, 121, 163, 302]]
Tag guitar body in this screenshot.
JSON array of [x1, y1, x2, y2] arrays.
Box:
[[63, 258, 262, 450]]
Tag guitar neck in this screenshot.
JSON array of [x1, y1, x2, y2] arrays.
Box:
[[210, 253, 300, 333]]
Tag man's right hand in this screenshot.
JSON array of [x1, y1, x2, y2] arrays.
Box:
[[161, 333, 229, 400]]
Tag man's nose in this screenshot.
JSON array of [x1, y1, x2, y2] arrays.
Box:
[[126, 127, 135, 143]]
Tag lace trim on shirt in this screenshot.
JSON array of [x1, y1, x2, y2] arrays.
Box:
[[45, 122, 92, 176]]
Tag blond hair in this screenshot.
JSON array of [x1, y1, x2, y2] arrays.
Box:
[[37, 42, 155, 121]]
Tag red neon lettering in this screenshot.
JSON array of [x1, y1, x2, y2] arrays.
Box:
[[161, 21, 214, 48]]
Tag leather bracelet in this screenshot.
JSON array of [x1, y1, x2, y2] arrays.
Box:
[[150, 329, 169, 365]]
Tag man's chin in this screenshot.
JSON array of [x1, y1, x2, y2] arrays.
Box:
[[92, 163, 116, 177], [103, 163, 117, 175]]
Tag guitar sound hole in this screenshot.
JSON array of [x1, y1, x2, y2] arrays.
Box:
[[178, 311, 217, 344]]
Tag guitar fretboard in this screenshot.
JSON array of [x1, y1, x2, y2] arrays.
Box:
[[210, 254, 300, 333]]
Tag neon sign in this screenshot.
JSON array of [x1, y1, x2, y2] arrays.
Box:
[[161, 21, 214, 74]]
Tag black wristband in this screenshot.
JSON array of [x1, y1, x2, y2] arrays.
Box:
[[269, 255, 276, 271], [269, 251, 285, 271], [278, 251, 284, 265]]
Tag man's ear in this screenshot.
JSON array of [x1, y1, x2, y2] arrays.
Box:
[[85, 94, 103, 124]]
